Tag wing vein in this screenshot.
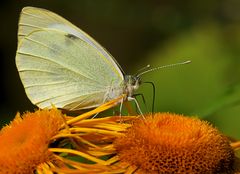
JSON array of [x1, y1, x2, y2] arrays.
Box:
[[35, 90, 106, 106], [18, 69, 59, 75], [21, 10, 46, 19], [17, 51, 98, 83], [19, 23, 43, 29]]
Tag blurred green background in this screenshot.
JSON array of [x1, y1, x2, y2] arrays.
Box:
[[0, 0, 240, 139]]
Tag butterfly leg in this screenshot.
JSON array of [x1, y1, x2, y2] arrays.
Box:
[[132, 93, 148, 113], [119, 97, 124, 116], [128, 97, 145, 119]]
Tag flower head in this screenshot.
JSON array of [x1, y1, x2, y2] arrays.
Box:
[[114, 113, 235, 173], [0, 109, 64, 174], [0, 97, 131, 173], [1, 97, 240, 173]]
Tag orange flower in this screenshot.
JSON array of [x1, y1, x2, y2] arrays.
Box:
[[114, 113, 235, 173], [0, 109, 64, 174], [1, 97, 240, 173], [0, 96, 135, 173]]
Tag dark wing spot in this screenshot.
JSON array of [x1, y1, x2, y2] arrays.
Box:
[[65, 33, 78, 40], [64, 34, 79, 46]]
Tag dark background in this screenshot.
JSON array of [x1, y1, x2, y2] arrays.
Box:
[[1, 0, 240, 138]]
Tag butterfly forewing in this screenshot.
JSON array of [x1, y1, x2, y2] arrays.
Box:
[[18, 7, 124, 75]]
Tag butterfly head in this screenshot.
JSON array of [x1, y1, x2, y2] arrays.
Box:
[[124, 75, 141, 97]]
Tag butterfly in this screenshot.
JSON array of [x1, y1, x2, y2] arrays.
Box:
[[16, 6, 144, 112], [16, 7, 190, 112]]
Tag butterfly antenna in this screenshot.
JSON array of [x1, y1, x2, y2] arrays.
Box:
[[134, 64, 151, 76], [136, 60, 191, 77]]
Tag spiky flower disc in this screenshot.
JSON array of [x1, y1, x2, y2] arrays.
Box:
[[114, 113, 235, 173]]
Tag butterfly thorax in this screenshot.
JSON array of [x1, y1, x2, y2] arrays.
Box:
[[124, 75, 141, 98]]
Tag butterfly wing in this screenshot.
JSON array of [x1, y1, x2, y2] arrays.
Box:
[[16, 8, 124, 110], [18, 6, 124, 74]]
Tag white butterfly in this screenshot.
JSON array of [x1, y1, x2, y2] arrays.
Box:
[[16, 7, 141, 111], [16, 7, 190, 112]]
